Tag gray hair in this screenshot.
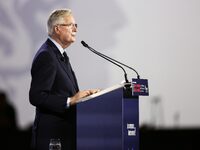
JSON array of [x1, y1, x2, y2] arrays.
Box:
[[47, 9, 72, 36]]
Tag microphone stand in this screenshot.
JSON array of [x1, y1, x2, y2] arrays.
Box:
[[81, 41, 142, 97], [87, 46, 129, 83], [81, 41, 140, 79]]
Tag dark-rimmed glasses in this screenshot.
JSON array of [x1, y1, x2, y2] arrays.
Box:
[[57, 23, 78, 28]]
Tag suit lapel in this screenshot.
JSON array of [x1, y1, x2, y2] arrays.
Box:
[[46, 39, 79, 92]]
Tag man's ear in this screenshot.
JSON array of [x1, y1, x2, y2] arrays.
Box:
[[54, 26, 60, 34]]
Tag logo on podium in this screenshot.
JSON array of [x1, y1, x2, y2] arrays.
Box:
[[132, 78, 149, 96]]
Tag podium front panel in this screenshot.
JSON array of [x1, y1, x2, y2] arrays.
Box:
[[77, 87, 139, 150], [123, 96, 139, 150]]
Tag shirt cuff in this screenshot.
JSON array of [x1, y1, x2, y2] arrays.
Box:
[[66, 97, 71, 108]]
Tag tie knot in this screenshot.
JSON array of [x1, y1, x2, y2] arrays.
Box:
[[63, 52, 69, 62]]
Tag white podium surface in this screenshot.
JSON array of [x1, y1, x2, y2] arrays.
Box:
[[78, 83, 124, 103]]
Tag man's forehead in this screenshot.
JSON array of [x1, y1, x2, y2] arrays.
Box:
[[63, 15, 75, 22]]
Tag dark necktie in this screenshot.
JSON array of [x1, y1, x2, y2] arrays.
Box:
[[63, 52, 79, 91], [63, 52, 69, 64]]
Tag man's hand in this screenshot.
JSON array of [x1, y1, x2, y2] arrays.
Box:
[[69, 89, 100, 106]]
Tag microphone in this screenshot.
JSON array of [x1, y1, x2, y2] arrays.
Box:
[[81, 41, 129, 83], [81, 41, 140, 81]]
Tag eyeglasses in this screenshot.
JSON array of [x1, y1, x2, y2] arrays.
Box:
[[57, 23, 78, 28]]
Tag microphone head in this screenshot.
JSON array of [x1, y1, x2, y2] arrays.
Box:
[[81, 41, 89, 48]]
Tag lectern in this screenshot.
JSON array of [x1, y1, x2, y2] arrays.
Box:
[[77, 79, 149, 150]]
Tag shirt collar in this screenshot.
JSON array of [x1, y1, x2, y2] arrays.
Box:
[[48, 37, 65, 55]]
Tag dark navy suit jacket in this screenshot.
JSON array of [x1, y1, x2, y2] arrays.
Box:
[[29, 39, 79, 150]]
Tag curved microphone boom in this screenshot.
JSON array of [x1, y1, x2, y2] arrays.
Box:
[[81, 41, 129, 83], [81, 41, 140, 80]]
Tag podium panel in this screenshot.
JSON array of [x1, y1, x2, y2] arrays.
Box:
[[77, 86, 139, 150], [123, 96, 139, 150]]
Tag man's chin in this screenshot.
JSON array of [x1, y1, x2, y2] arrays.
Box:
[[66, 38, 76, 44], [71, 38, 76, 42]]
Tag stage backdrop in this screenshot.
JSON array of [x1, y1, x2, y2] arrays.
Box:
[[0, 0, 200, 129]]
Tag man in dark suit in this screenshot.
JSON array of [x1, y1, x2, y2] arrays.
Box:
[[29, 9, 99, 150]]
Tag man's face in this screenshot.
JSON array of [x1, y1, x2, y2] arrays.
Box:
[[56, 15, 77, 48]]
